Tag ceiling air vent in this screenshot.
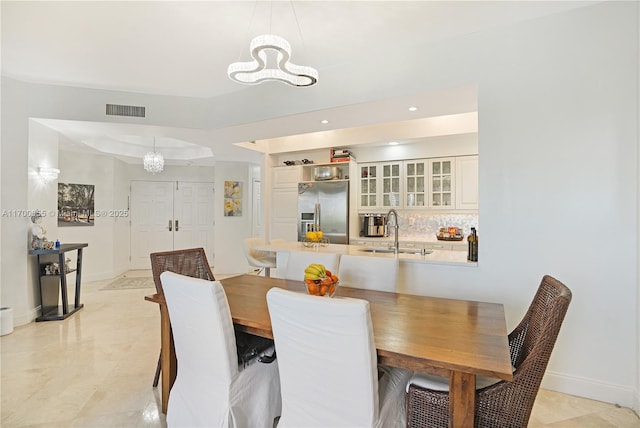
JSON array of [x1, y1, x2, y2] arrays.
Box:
[[106, 104, 146, 118]]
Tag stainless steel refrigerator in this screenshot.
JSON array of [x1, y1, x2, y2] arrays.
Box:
[[297, 181, 349, 244]]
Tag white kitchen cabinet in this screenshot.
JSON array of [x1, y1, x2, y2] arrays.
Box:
[[428, 158, 455, 209], [381, 162, 402, 208], [271, 187, 298, 241], [358, 163, 379, 209], [455, 155, 478, 210], [270, 166, 301, 241], [357, 161, 402, 209], [404, 160, 427, 208], [272, 165, 302, 188]]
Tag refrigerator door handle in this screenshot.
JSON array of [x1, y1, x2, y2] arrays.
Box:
[[315, 203, 321, 229]]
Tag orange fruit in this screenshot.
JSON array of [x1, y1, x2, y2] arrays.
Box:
[[307, 284, 319, 295], [331, 275, 339, 282], [321, 277, 332, 286], [319, 285, 328, 296], [329, 283, 336, 294], [325, 270, 332, 277]]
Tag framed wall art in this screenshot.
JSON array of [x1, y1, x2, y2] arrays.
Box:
[[58, 183, 95, 226], [223, 180, 242, 217]]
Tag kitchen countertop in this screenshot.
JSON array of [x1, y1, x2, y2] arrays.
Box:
[[255, 241, 476, 267]]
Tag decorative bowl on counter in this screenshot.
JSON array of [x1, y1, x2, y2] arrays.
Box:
[[437, 227, 464, 241], [305, 230, 323, 241]]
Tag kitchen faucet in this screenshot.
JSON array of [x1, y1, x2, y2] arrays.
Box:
[[386, 209, 400, 253]]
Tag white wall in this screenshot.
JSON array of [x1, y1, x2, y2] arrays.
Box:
[[213, 162, 254, 275], [0, 1, 637, 410], [24, 121, 59, 324]]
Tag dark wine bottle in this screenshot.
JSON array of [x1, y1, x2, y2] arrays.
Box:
[[468, 227, 478, 262]]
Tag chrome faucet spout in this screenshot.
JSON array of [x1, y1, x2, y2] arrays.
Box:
[[386, 209, 400, 253]]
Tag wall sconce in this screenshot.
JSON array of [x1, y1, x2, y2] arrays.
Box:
[[38, 167, 60, 183]]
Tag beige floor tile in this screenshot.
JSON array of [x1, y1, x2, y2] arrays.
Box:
[[1, 270, 638, 428]]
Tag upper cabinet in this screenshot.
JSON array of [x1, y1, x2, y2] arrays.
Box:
[[428, 158, 455, 209], [381, 162, 402, 208], [356, 156, 478, 212], [358, 163, 378, 209], [404, 160, 427, 208], [272, 165, 302, 188], [455, 155, 478, 210], [357, 161, 402, 209]]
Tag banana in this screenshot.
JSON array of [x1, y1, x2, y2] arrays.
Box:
[[305, 265, 324, 276], [304, 263, 326, 280]]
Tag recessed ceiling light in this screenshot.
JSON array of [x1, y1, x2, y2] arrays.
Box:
[[408, 106, 418, 112], [389, 141, 399, 146], [321, 120, 329, 124]]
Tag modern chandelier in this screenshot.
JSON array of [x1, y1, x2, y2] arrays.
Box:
[[228, 34, 318, 87], [143, 138, 164, 175]]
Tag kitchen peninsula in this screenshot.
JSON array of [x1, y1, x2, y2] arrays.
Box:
[[256, 241, 477, 295]]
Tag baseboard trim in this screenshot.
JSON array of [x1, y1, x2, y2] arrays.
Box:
[[13, 305, 41, 326], [542, 370, 637, 410]]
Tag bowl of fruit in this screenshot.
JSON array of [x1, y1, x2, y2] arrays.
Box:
[[304, 263, 339, 297]]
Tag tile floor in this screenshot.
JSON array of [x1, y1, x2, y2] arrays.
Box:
[[1, 270, 639, 427]]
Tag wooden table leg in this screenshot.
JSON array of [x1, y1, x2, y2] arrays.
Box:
[[449, 371, 476, 427], [159, 303, 176, 414]]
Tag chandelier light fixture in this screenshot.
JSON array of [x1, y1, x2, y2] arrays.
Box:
[[228, 1, 317, 87], [228, 34, 318, 87], [143, 138, 164, 175]]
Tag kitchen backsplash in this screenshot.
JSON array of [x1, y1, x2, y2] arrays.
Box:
[[392, 213, 479, 241]]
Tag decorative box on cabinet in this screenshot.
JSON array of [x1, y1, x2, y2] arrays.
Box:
[[29, 243, 88, 321]]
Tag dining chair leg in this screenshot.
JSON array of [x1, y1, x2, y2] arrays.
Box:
[[152, 351, 161, 387]]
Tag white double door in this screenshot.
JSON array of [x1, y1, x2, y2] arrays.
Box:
[[130, 181, 215, 269]]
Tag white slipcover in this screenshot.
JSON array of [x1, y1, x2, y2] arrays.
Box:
[[266, 287, 411, 428], [160, 271, 281, 428], [282, 251, 340, 281], [337, 254, 399, 293]]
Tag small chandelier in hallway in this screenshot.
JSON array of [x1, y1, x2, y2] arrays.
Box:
[[143, 138, 164, 175]]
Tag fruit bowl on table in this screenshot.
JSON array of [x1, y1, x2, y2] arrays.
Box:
[[304, 278, 338, 297], [304, 264, 339, 297]]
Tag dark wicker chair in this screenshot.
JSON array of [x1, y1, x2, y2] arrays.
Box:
[[150, 247, 214, 387], [407, 274, 572, 428]]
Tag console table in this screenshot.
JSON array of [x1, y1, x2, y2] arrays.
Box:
[[29, 243, 88, 321]]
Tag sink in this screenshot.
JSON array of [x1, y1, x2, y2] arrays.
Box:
[[359, 248, 433, 255], [359, 248, 397, 253]]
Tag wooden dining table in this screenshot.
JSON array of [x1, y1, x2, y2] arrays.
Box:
[[145, 274, 513, 427]]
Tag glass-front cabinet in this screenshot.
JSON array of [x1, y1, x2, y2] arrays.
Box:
[[404, 160, 427, 207], [381, 162, 402, 207], [357, 157, 473, 211], [357, 161, 402, 209], [428, 158, 455, 209], [359, 164, 378, 208]]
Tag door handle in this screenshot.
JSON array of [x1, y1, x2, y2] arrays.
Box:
[[168, 220, 172, 231], [175, 220, 179, 231]]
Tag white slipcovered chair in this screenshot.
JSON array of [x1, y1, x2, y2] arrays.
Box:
[[160, 271, 281, 427], [266, 287, 411, 428], [242, 237, 277, 277], [282, 251, 340, 280], [337, 254, 399, 292]]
